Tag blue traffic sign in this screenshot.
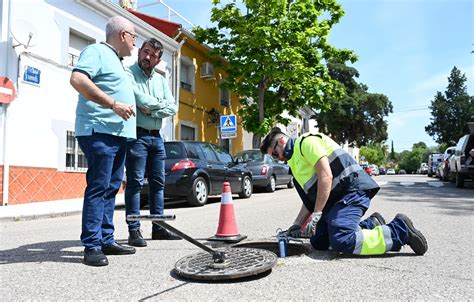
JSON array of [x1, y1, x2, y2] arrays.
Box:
[[220, 115, 236, 132]]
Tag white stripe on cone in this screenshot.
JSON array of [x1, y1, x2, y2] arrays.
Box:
[[220, 192, 233, 205]]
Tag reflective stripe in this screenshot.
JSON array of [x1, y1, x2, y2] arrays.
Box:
[[331, 163, 361, 190], [354, 229, 364, 254], [302, 149, 346, 193], [382, 225, 393, 252], [220, 192, 233, 205]]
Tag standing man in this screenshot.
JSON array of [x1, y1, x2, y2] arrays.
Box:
[[125, 38, 180, 247], [260, 128, 428, 256], [70, 16, 137, 267]]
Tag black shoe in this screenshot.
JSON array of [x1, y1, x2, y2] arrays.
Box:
[[369, 212, 386, 226], [151, 229, 182, 240], [128, 229, 147, 247], [84, 249, 108, 267], [395, 213, 428, 255], [102, 242, 136, 255]]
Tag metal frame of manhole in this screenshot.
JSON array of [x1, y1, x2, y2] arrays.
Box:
[[174, 247, 277, 281]]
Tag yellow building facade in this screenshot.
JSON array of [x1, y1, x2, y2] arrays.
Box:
[[176, 35, 244, 154]]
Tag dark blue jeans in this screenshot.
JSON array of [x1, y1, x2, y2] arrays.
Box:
[[77, 132, 127, 251], [125, 133, 165, 232]]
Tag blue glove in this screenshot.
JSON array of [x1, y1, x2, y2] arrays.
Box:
[[303, 212, 322, 237]]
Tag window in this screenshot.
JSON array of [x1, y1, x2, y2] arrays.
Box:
[[199, 143, 218, 162], [180, 57, 195, 92], [212, 145, 233, 164], [180, 124, 195, 141], [219, 80, 230, 107], [68, 29, 94, 67], [66, 131, 87, 171]]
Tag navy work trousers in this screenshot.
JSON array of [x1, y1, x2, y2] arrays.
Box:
[[294, 180, 407, 254]]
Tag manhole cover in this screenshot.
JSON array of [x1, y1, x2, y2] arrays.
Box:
[[233, 241, 310, 257], [174, 247, 277, 281]]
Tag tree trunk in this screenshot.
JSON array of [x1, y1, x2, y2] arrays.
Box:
[[253, 77, 266, 148]]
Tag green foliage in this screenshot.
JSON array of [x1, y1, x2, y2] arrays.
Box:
[[390, 140, 396, 161], [425, 66, 474, 145], [359, 144, 385, 166], [314, 62, 393, 145], [194, 0, 357, 136], [398, 147, 424, 174]]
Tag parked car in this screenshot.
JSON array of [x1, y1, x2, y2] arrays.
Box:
[[437, 147, 456, 181], [398, 169, 407, 174], [140, 141, 253, 207], [428, 153, 443, 177], [386, 168, 396, 175], [369, 164, 379, 176], [362, 164, 372, 176], [448, 129, 474, 188], [234, 149, 293, 192], [379, 167, 386, 175], [418, 163, 428, 174]]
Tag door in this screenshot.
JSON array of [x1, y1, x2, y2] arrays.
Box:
[[198, 143, 225, 194], [212, 144, 242, 191]]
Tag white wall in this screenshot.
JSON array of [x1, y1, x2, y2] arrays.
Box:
[[0, 0, 178, 169]]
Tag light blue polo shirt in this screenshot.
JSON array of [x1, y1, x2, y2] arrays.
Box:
[[74, 43, 136, 139]]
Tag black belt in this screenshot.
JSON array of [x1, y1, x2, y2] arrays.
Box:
[[137, 127, 160, 136]]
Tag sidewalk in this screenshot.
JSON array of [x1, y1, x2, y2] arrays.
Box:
[[0, 194, 125, 222]]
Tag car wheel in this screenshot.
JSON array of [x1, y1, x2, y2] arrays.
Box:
[[287, 177, 295, 188], [238, 175, 252, 198], [187, 176, 208, 206], [455, 173, 464, 188], [265, 176, 276, 192]]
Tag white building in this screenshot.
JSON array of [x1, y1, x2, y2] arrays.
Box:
[[0, 0, 179, 205]]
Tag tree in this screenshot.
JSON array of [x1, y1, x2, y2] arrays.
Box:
[[398, 147, 424, 174], [313, 62, 393, 145], [194, 0, 356, 144], [425, 66, 474, 145], [390, 140, 396, 161], [359, 144, 385, 166]]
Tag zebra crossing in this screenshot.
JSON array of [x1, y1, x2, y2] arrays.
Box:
[[376, 180, 446, 187]]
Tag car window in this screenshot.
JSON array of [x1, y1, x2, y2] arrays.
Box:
[[199, 143, 218, 162], [212, 145, 233, 164], [184, 143, 200, 159], [165, 143, 185, 159]]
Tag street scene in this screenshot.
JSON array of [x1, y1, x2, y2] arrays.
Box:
[[1, 174, 473, 300], [0, 0, 473, 300]]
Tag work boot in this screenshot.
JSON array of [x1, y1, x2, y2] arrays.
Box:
[[128, 229, 147, 247], [151, 228, 182, 240], [369, 212, 386, 226], [395, 213, 428, 255]]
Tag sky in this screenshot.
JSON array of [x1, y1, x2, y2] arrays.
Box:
[[135, 0, 473, 151]]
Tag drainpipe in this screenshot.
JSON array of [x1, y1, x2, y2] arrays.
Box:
[[173, 37, 185, 140], [2, 0, 12, 206]]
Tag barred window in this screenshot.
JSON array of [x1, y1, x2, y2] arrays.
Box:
[[66, 131, 87, 171]]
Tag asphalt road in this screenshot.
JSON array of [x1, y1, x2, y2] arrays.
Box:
[[1, 175, 473, 300]]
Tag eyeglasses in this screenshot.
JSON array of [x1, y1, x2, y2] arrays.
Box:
[[271, 140, 279, 159], [124, 31, 138, 41]]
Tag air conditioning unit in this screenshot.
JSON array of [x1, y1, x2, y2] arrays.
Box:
[[201, 62, 215, 79]]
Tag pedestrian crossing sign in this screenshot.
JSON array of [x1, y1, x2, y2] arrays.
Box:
[[220, 115, 236, 132]]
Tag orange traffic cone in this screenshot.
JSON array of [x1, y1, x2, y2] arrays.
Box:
[[208, 182, 247, 243]]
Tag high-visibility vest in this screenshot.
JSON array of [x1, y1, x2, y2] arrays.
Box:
[[287, 131, 379, 211]]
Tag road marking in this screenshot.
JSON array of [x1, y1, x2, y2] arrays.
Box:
[[376, 181, 388, 186], [400, 182, 415, 186], [427, 182, 444, 187]]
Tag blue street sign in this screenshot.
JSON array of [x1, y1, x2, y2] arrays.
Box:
[[220, 115, 236, 132], [23, 66, 41, 86]]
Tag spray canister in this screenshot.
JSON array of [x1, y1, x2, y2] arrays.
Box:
[[278, 236, 288, 258]]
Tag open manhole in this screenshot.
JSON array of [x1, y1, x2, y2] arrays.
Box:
[[233, 241, 310, 257], [174, 247, 277, 281]]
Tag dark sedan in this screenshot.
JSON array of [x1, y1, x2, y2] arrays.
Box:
[[234, 149, 293, 192], [143, 141, 253, 207]]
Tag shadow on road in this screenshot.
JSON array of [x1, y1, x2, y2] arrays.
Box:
[[0, 240, 83, 265], [377, 181, 474, 216]]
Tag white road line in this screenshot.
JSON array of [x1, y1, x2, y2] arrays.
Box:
[[427, 182, 444, 187], [400, 182, 415, 186]]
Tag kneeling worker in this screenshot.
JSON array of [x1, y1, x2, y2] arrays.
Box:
[[260, 128, 428, 255]]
